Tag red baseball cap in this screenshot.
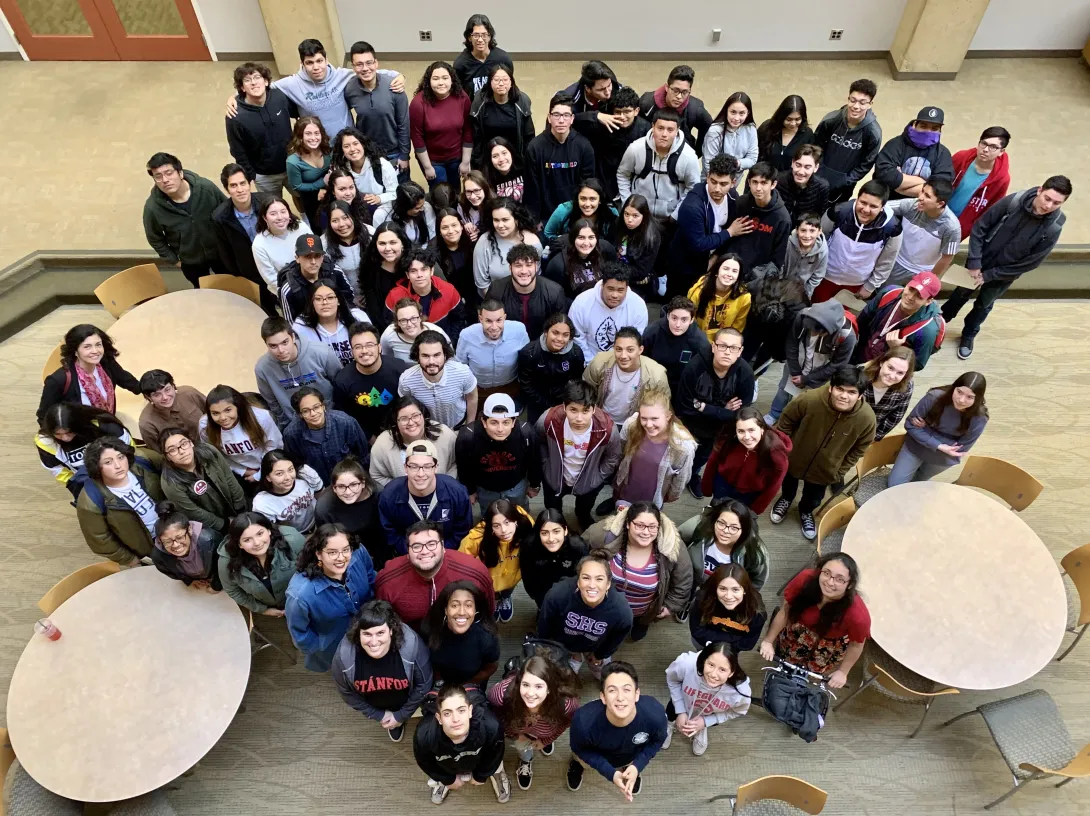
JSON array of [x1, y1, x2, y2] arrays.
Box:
[[907, 272, 941, 299]]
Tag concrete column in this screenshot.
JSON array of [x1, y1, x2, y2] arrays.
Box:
[[888, 0, 991, 80], [256, 0, 344, 76]]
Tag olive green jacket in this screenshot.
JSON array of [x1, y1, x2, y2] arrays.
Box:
[[76, 450, 165, 564], [217, 526, 306, 613]]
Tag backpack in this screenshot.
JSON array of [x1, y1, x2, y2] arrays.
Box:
[[761, 667, 827, 743], [838, 308, 859, 345], [752, 265, 805, 326], [80, 455, 157, 513], [636, 143, 681, 186], [502, 636, 572, 677], [876, 288, 946, 351]]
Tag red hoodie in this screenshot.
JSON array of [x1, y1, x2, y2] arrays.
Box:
[[951, 148, 1011, 238], [701, 427, 792, 513]]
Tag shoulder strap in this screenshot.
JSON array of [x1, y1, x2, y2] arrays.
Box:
[[878, 287, 903, 310], [63, 367, 71, 394], [81, 479, 107, 513]]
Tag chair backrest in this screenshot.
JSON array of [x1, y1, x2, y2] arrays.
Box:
[[38, 562, 120, 615], [1, 727, 13, 816], [955, 455, 1044, 512], [817, 496, 855, 556], [1061, 543, 1090, 627], [735, 775, 828, 813], [856, 432, 905, 478], [40, 344, 63, 383], [871, 664, 960, 700], [199, 274, 260, 305], [93, 263, 168, 318]]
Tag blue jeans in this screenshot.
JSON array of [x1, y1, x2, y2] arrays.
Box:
[[888, 445, 952, 486], [768, 367, 797, 421], [430, 159, 463, 194], [387, 152, 410, 185], [476, 479, 528, 517]]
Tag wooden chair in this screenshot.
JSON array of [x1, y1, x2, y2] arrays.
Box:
[[710, 774, 828, 814], [954, 455, 1044, 512], [199, 274, 260, 306], [93, 263, 168, 318], [37, 562, 120, 615], [1058, 542, 1090, 661], [778, 496, 855, 595], [943, 689, 1090, 809], [834, 644, 959, 738], [815, 432, 905, 515], [40, 344, 63, 383]]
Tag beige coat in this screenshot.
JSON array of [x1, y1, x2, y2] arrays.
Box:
[[368, 423, 458, 487], [582, 350, 671, 420]]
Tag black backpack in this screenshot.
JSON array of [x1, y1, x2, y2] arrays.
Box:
[[752, 265, 804, 326], [502, 636, 572, 677], [636, 143, 681, 186]]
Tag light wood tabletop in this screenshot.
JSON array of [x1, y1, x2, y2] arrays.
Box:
[[842, 481, 1067, 691], [107, 289, 268, 431], [6, 567, 251, 802]]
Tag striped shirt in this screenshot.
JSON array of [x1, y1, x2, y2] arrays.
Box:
[[487, 675, 580, 744], [610, 553, 659, 617], [397, 360, 477, 428]]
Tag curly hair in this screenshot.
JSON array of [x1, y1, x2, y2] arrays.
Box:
[[296, 523, 359, 578], [415, 60, 465, 105], [288, 115, 331, 157], [424, 579, 497, 651], [330, 126, 386, 186], [61, 324, 121, 371], [500, 653, 579, 733]]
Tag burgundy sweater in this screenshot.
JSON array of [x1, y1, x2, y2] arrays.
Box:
[[409, 92, 473, 162], [375, 549, 494, 631], [701, 428, 792, 513]]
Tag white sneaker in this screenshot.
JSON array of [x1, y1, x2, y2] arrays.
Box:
[[692, 727, 709, 756], [661, 720, 673, 750], [430, 780, 449, 804], [568, 657, 583, 675], [491, 770, 512, 803]]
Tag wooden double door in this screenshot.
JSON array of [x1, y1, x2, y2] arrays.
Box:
[[0, 0, 210, 60]]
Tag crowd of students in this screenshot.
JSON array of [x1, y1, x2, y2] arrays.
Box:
[[33, 14, 1075, 804]]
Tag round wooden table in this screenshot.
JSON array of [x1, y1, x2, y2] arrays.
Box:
[[107, 289, 268, 430], [842, 481, 1066, 690], [6, 567, 251, 802]]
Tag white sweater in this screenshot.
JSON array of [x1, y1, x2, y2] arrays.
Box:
[[252, 224, 312, 291], [198, 410, 283, 477], [665, 651, 751, 726], [568, 281, 649, 362]]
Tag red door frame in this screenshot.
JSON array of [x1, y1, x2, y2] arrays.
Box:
[[0, 0, 119, 60], [92, 0, 210, 61]]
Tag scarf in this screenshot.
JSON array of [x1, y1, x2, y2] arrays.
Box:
[[155, 521, 207, 578], [73, 363, 114, 412], [905, 126, 940, 149], [654, 85, 689, 114]]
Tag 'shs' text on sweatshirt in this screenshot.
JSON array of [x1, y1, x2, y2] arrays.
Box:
[[565, 611, 609, 637]]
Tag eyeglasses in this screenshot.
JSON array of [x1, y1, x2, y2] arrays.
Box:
[[321, 547, 353, 559], [469, 33, 489, 40], [714, 343, 743, 353], [313, 295, 339, 305], [159, 533, 189, 547], [299, 405, 324, 416], [397, 412, 424, 425], [629, 521, 659, 534], [978, 141, 1004, 152], [820, 569, 850, 586], [408, 538, 442, 553], [715, 520, 743, 534], [351, 342, 378, 351], [847, 96, 872, 107], [667, 87, 691, 98], [550, 112, 574, 121], [333, 480, 363, 493], [397, 315, 422, 325], [164, 439, 193, 457], [406, 462, 437, 473]]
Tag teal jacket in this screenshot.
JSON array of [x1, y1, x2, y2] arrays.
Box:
[[142, 170, 227, 264], [543, 200, 619, 244], [217, 526, 306, 613]]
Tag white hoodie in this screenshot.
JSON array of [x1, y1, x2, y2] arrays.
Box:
[[568, 281, 649, 362], [665, 650, 751, 727]]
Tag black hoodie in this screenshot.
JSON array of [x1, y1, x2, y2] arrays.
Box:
[[522, 130, 596, 223], [454, 419, 540, 494], [225, 88, 297, 179], [537, 577, 633, 659], [813, 107, 883, 198], [641, 318, 711, 390], [638, 90, 713, 153], [873, 125, 954, 201], [412, 707, 506, 785], [728, 190, 792, 274], [519, 534, 588, 606], [453, 46, 513, 97], [277, 256, 355, 324], [517, 334, 586, 419], [574, 116, 651, 200]]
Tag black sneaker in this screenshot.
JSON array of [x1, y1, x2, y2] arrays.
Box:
[[498, 595, 514, 623], [516, 759, 533, 790], [770, 497, 790, 524], [800, 512, 817, 541], [541, 742, 554, 756], [957, 336, 975, 360], [687, 477, 704, 500], [389, 724, 405, 742], [632, 775, 643, 796], [566, 758, 583, 791], [674, 606, 690, 623]]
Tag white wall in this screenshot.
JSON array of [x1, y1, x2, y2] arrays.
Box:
[[0, 8, 22, 55], [335, 0, 907, 53], [971, 0, 1090, 51], [194, 0, 271, 55]]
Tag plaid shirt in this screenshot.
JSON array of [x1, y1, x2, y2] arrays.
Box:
[[865, 378, 914, 441]]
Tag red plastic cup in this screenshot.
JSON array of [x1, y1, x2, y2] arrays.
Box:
[[34, 619, 61, 641]]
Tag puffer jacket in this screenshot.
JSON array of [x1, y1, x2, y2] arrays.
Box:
[[775, 383, 876, 484], [458, 504, 535, 593], [601, 507, 693, 624], [613, 415, 697, 507], [76, 450, 164, 564]]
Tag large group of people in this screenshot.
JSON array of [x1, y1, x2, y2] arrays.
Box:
[[33, 14, 1073, 805]]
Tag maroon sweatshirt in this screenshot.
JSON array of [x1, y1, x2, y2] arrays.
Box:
[[375, 549, 495, 631], [409, 92, 473, 162]]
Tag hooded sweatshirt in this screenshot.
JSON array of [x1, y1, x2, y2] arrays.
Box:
[[536, 405, 622, 495], [522, 129, 596, 222], [413, 707, 506, 785], [967, 188, 1067, 282], [519, 533, 588, 607], [142, 170, 228, 265], [272, 65, 355, 139], [639, 88, 712, 152], [641, 318, 711, 388], [568, 281, 649, 362], [701, 122, 759, 181], [701, 426, 792, 514], [821, 200, 903, 290], [785, 300, 857, 386], [574, 115, 651, 200], [784, 232, 828, 298], [226, 87, 296, 179], [254, 334, 343, 429], [670, 181, 738, 282], [517, 333, 586, 415], [537, 576, 633, 659], [813, 107, 882, 196], [454, 419, 540, 494], [666, 651, 752, 726], [617, 130, 701, 222], [729, 190, 792, 273], [454, 45, 514, 96], [950, 149, 1011, 237], [776, 169, 831, 225], [874, 124, 954, 200]]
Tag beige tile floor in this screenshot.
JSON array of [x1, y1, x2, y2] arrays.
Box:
[[1, 56, 1088, 272]]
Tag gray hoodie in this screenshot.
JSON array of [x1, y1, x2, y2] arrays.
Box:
[[784, 232, 829, 298], [786, 299, 856, 386], [254, 333, 343, 429], [274, 66, 398, 142], [331, 622, 432, 723], [617, 130, 701, 222], [701, 122, 759, 182]]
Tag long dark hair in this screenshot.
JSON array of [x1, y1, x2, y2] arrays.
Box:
[[616, 194, 660, 257], [330, 126, 386, 184], [298, 278, 357, 330], [361, 221, 410, 275], [500, 653, 579, 733], [713, 91, 755, 128], [479, 499, 533, 569], [709, 407, 786, 477], [424, 579, 498, 650], [613, 503, 662, 595], [694, 498, 760, 565], [564, 218, 605, 292], [483, 196, 535, 260], [347, 599, 405, 654], [323, 168, 372, 227], [415, 60, 465, 104], [696, 641, 749, 689], [567, 179, 615, 238], [923, 372, 988, 434], [787, 552, 861, 636], [698, 253, 747, 322], [258, 448, 303, 494], [203, 384, 268, 452], [61, 324, 121, 370], [287, 115, 331, 156], [389, 182, 432, 243], [482, 137, 523, 188], [459, 170, 495, 220], [324, 199, 370, 263], [382, 395, 444, 447], [481, 63, 521, 104], [433, 207, 475, 284], [758, 94, 808, 153], [696, 562, 763, 628], [296, 523, 359, 578], [256, 196, 300, 233], [40, 402, 126, 444], [224, 511, 293, 579]]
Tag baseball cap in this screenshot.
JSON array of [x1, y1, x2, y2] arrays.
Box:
[[907, 271, 941, 299], [482, 393, 517, 418], [404, 439, 439, 462], [295, 233, 324, 255], [915, 106, 944, 125]]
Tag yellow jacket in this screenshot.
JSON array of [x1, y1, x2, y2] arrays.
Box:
[[458, 504, 535, 593], [687, 278, 751, 342]]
